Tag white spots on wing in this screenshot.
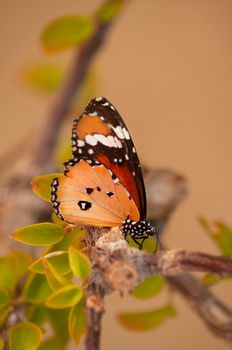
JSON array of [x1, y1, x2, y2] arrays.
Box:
[[85, 133, 122, 149], [125, 154, 129, 160], [114, 125, 125, 139], [77, 140, 85, 147], [122, 127, 130, 140], [72, 140, 76, 145], [132, 147, 136, 153], [100, 116, 105, 121], [86, 135, 98, 146], [89, 111, 97, 116], [72, 146, 77, 151], [106, 135, 117, 147], [114, 158, 118, 163], [110, 105, 115, 110], [95, 97, 103, 102], [132, 171, 136, 176], [95, 134, 112, 147], [78, 149, 82, 154], [88, 149, 94, 154], [114, 137, 122, 148], [138, 164, 141, 168], [102, 102, 109, 106], [53, 179, 58, 186]]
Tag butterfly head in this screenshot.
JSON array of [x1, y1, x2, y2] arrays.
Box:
[[121, 218, 155, 249]]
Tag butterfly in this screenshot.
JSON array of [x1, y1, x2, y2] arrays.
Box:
[[51, 97, 155, 249]]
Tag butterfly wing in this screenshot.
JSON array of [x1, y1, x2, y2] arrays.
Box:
[[51, 159, 139, 226], [71, 97, 147, 219]]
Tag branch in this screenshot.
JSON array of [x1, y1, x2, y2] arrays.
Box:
[[84, 227, 232, 349]]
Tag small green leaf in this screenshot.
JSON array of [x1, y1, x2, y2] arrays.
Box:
[[24, 62, 65, 93], [45, 261, 69, 291], [12, 223, 65, 246], [31, 173, 63, 202], [0, 256, 18, 292], [51, 212, 68, 227], [118, 304, 176, 331], [131, 275, 165, 300], [47, 309, 70, 345], [8, 322, 42, 350], [0, 288, 10, 308], [38, 338, 63, 350], [98, 0, 122, 22], [199, 217, 232, 256], [45, 285, 83, 309], [42, 16, 94, 52], [27, 305, 48, 326], [24, 274, 52, 304], [12, 252, 32, 280], [47, 226, 85, 253], [68, 246, 90, 280], [54, 137, 72, 166], [29, 251, 70, 275], [0, 251, 31, 294], [69, 299, 86, 345]]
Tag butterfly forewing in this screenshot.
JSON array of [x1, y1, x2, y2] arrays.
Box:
[[71, 97, 146, 218]]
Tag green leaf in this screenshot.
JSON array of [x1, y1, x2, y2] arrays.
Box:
[[0, 251, 31, 294], [29, 251, 70, 275], [54, 137, 72, 166], [23, 274, 52, 304], [68, 246, 90, 280], [45, 261, 69, 291], [199, 217, 232, 256], [118, 304, 176, 332], [98, 0, 122, 22], [12, 252, 32, 280], [24, 62, 65, 93], [31, 173, 63, 203], [47, 309, 69, 345], [47, 226, 85, 253], [27, 305, 48, 326], [8, 322, 42, 350], [0, 256, 18, 292], [51, 212, 68, 227], [38, 338, 63, 350], [45, 285, 83, 309], [42, 16, 94, 52], [69, 299, 86, 345], [12, 223, 65, 246], [131, 275, 165, 300], [0, 288, 10, 308]]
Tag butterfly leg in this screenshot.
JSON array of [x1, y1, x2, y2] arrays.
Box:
[[132, 235, 149, 250]]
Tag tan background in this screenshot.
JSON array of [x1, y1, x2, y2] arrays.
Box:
[[1, 0, 232, 349]]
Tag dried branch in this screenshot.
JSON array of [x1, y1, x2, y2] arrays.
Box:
[[84, 227, 232, 349]]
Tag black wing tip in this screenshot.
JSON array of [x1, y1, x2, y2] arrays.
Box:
[[85, 96, 117, 114]]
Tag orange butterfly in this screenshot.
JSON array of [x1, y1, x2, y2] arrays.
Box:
[[51, 97, 155, 249]]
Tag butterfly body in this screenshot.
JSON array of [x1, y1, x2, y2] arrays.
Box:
[[51, 97, 155, 249]]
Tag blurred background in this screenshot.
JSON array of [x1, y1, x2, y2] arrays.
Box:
[[0, 0, 232, 349]]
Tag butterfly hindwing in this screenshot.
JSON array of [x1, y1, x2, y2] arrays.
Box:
[[71, 97, 146, 218], [51, 159, 140, 227]]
